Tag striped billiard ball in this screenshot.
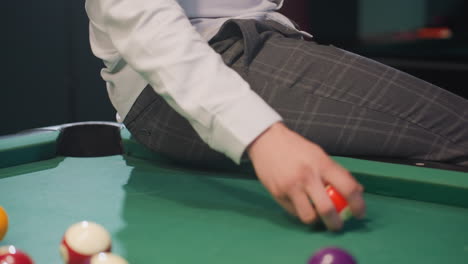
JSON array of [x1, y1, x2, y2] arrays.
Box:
[[0, 245, 34, 264], [85, 253, 128, 264], [60, 221, 111, 264], [326, 185, 352, 221]]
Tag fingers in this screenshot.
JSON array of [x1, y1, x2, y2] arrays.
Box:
[[247, 124, 365, 231], [275, 163, 365, 230], [305, 177, 343, 231], [275, 167, 363, 230], [275, 189, 318, 224], [324, 165, 366, 219], [288, 188, 318, 224], [275, 197, 298, 217]]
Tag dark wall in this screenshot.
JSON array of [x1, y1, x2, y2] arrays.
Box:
[[304, 0, 468, 100], [70, 1, 115, 122], [308, 0, 359, 47], [280, 0, 311, 32], [1, 1, 114, 136], [3, 0, 69, 135]]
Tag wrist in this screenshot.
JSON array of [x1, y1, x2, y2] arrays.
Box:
[[247, 121, 286, 158]]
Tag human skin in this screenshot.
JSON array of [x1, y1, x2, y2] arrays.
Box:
[[247, 122, 366, 231]]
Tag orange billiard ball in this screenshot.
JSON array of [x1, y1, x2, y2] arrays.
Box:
[[0, 206, 8, 241]]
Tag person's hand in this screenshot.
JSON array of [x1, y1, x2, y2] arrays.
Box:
[[247, 122, 366, 231]]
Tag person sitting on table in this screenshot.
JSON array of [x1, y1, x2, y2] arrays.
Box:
[[84, 0, 468, 231]]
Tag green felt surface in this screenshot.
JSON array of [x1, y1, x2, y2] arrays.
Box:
[[1, 126, 468, 263], [1, 156, 468, 263]]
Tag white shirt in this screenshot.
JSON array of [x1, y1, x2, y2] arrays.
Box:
[[85, 0, 303, 164]]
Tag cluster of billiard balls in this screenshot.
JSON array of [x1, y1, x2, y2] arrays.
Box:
[[59, 221, 128, 264], [0, 206, 127, 264], [0, 185, 358, 264]]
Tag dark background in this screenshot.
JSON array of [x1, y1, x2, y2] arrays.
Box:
[[2, 0, 114, 135], [2, 0, 467, 136]]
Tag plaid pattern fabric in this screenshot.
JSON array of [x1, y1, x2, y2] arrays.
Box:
[[124, 19, 468, 166]]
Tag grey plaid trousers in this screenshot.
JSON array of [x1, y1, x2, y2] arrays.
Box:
[[123, 19, 468, 166]]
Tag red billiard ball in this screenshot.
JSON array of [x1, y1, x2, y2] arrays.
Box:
[[85, 253, 128, 264], [308, 247, 357, 264], [326, 185, 352, 221], [0, 245, 34, 264], [60, 221, 112, 264]]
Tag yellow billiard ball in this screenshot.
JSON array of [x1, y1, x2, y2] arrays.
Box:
[[0, 206, 8, 241]]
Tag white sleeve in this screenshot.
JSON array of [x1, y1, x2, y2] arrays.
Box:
[[97, 0, 282, 164]]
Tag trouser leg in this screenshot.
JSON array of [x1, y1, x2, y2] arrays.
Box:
[[235, 28, 468, 165], [124, 20, 468, 166]]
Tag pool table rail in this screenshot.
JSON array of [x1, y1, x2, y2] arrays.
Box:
[[1, 122, 467, 210]]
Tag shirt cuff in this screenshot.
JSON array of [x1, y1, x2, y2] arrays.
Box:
[[208, 90, 282, 164]]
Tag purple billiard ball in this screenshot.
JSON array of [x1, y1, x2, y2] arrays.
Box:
[[308, 247, 356, 264]]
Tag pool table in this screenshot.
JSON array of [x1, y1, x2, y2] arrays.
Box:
[[1, 122, 467, 263]]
